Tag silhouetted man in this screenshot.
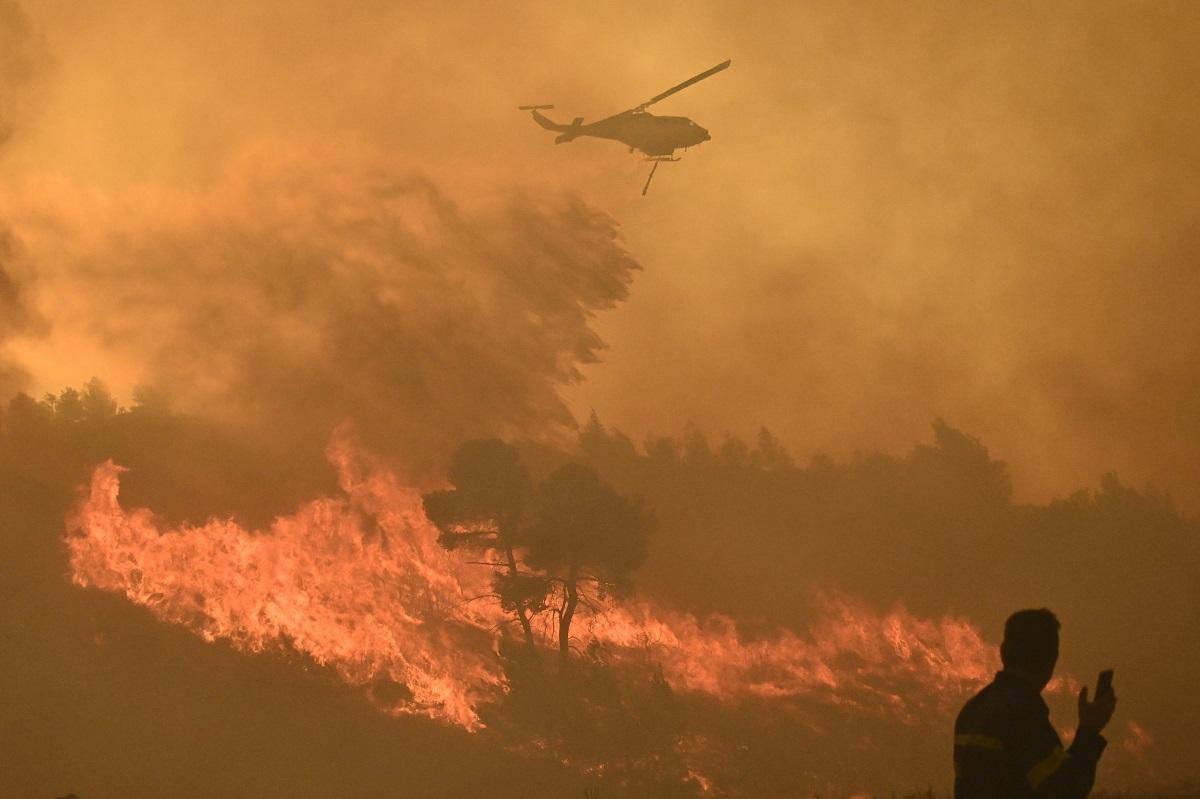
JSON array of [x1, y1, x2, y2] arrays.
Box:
[[954, 609, 1117, 798]]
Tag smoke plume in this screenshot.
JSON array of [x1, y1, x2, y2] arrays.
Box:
[[0, 1, 43, 148], [1, 142, 639, 468], [0, 0, 45, 398]]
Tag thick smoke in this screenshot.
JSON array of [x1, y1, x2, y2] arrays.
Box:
[[0, 229, 36, 396], [0, 1, 42, 148], [0, 0, 44, 398], [7, 1, 1200, 504], [2, 142, 638, 467], [560, 1, 1200, 509]]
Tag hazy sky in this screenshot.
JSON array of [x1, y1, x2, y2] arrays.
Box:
[[3, 0, 1199, 506], [3, 5, 1198, 792]]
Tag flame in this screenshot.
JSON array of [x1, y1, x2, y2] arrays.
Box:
[[67, 443, 506, 730], [575, 594, 996, 721], [1122, 720, 1154, 756], [66, 440, 1003, 733]]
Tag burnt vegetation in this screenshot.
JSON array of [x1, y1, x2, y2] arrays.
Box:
[[2, 382, 1198, 796]]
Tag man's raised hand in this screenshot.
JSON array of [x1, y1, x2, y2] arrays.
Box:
[[1078, 683, 1117, 734]]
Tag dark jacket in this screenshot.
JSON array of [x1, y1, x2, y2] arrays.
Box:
[[954, 671, 1107, 798]]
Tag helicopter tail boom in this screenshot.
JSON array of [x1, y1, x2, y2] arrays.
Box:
[[528, 109, 588, 142], [554, 117, 586, 143], [529, 108, 568, 131]]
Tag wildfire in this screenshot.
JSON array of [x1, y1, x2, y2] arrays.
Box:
[[577, 595, 997, 720], [67, 440, 506, 730], [67, 439, 1003, 732]]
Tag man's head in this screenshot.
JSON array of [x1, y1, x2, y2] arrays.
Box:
[[1000, 608, 1060, 690]]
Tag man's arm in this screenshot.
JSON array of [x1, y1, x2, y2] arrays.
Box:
[[1012, 687, 1115, 799], [1018, 727, 1106, 799], [953, 731, 1008, 798]]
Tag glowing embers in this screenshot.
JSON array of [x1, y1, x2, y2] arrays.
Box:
[[67, 440, 999, 732]]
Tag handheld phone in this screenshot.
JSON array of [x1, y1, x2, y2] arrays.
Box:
[[1095, 669, 1114, 699]]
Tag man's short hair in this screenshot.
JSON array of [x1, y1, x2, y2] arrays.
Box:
[[1001, 608, 1060, 672]]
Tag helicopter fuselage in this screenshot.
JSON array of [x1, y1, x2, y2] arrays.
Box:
[[534, 109, 709, 158], [580, 111, 710, 157]]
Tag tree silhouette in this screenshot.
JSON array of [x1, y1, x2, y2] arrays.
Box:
[[422, 439, 545, 655], [524, 463, 653, 664]]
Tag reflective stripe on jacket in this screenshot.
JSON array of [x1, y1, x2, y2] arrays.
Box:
[[954, 671, 1107, 798]]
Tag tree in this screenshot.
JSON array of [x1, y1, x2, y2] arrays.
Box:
[[748, 427, 794, 471], [906, 419, 1012, 512], [422, 439, 545, 655], [80, 377, 120, 420], [578, 410, 638, 467], [524, 463, 653, 664], [682, 423, 714, 468], [716, 434, 750, 469]]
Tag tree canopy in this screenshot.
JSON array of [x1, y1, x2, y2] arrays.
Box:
[[525, 462, 653, 662], [425, 441, 654, 664]]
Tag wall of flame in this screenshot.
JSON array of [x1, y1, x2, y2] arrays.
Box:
[[69, 438, 1009, 734]]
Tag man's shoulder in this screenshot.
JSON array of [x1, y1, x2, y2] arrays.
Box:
[[955, 676, 1041, 737], [956, 680, 1005, 729]]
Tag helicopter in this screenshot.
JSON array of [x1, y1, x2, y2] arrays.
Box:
[[519, 59, 731, 195]]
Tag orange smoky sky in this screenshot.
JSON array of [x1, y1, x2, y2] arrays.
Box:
[[2, 0, 1199, 507]]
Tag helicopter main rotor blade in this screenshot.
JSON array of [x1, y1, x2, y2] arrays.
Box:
[[635, 59, 731, 111]]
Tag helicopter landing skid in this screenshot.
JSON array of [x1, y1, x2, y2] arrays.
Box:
[[641, 156, 681, 195]]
